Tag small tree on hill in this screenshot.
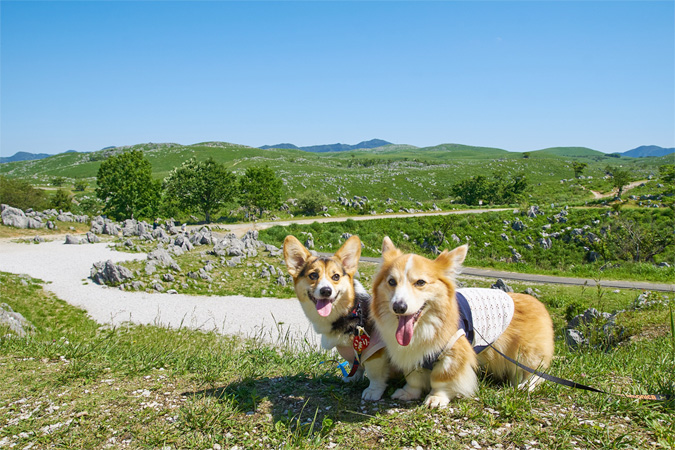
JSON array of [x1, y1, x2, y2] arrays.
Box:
[[162, 157, 237, 223], [239, 166, 283, 218], [572, 162, 587, 178], [659, 164, 675, 194], [606, 166, 631, 198], [51, 176, 66, 187], [74, 180, 88, 192], [297, 191, 327, 216], [50, 188, 72, 211], [96, 150, 160, 220], [450, 172, 527, 206], [450, 175, 491, 206]]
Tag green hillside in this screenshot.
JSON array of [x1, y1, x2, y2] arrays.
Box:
[[0, 141, 665, 206], [530, 147, 609, 158]]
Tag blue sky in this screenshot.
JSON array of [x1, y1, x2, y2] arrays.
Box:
[[1, 1, 673, 155]]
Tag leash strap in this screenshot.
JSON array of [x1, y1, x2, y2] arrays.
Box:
[[476, 329, 671, 401]]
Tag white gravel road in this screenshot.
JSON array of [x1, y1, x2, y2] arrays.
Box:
[[0, 239, 319, 347]]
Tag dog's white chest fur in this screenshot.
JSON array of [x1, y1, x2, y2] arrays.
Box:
[[458, 288, 514, 347]]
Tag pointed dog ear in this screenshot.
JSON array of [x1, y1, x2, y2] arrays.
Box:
[[435, 244, 468, 278], [381, 236, 401, 262], [335, 235, 362, 277], [283, 235, 311, 278]]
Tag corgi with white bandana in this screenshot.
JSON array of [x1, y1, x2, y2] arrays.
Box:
[[371, 237, 554, 408]]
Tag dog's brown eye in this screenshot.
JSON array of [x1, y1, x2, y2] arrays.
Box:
[[309, 272, 319, 280], [415, 279, 426, 287], [331, 274, 340, 282], [388, 278, 397, 287]]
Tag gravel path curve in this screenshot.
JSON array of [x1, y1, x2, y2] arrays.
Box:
[[0, 240, 318, 346]]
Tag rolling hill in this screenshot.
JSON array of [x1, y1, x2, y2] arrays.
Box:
[[0, 140, 667, 208]]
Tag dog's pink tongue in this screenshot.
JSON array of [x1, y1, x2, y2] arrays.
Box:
[[396, 315, 415, 346], [316, 298, 333, 317]]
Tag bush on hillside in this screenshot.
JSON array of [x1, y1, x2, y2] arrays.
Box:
[[0, 176, 48, 211]]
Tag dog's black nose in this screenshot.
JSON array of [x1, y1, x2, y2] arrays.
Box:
[[319, 286, 332, 297], [392, 300, 407, 315]]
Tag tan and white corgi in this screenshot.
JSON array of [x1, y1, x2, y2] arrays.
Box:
[[371, 237, 554, 408], [283, 235, 390, 401]]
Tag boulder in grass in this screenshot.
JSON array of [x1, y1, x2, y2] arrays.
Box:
[[1, 204, 29, 228], [491, 278, 513, 293], [0, 303, 35, 337], [147, 247, 176, 267]]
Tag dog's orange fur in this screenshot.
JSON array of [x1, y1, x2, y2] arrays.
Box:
[[371, 237, 554, 407], [283, 235, 391, 401]]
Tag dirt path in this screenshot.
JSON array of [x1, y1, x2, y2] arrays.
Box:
[[216, 208, 509, 238], [588, 179, 646, 199], [0, 240, 318, 346]]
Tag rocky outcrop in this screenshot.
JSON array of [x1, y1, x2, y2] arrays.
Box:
[[90, 260, 134, 285]]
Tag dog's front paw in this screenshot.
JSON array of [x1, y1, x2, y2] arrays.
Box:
[[424, 394, 450, 408], [361, 386, 385, 401], [343, 372, 364, 383], [391, 387, 422, 401]]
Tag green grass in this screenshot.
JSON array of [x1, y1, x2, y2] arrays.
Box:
[[1, 269, 674, 449], [259, 207, 675, 284], [111, 236, 382, 298], [0, 220, 91, 239]]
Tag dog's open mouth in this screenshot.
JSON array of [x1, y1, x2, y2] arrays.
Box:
[[309, 294, 334, 317], [395, 305, 425, 347]]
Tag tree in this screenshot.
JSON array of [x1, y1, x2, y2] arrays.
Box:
[[73, 180, 88, 192], [50, 188, 72, 211], [450, 172, 528, 206], [607, 166, 631, 198], [162, 157, 236, 223], [599, 216, 674, 263], [450, 175, 491, 206], [51, 176, 66, 187], [296, 191, 327, 216], [0, 176, 48, 210], [523, 152, 530, 159], [572, 162, 587, 178], [659, 164, 675, 194], [239, 166, 283, 218], [96, 150, 160, 220]]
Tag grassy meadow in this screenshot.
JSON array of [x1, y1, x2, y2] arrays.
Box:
[[1, 141, 673, 448], [1, 263, 674, 449]]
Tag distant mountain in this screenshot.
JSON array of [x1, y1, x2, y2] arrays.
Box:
[[259, 143, 300, 150], [622, 145, 675, 158], [260, 139, 392, 152], [0, 151, 52, 164]]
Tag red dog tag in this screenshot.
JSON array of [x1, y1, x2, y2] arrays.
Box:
[[353, 334, 370, 352]]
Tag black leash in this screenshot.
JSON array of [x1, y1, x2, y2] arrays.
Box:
[[476, 330, 672, 401]]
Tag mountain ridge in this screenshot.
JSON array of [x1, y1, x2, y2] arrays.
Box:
[[2, 141, 673, 166], [0, 151, 53, 164], [260, 139, 392, 152], [621, 145, 674, 158]]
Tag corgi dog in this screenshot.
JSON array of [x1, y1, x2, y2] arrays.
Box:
[[283, 235, 390, 401], [371, 237, 554, 408]]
